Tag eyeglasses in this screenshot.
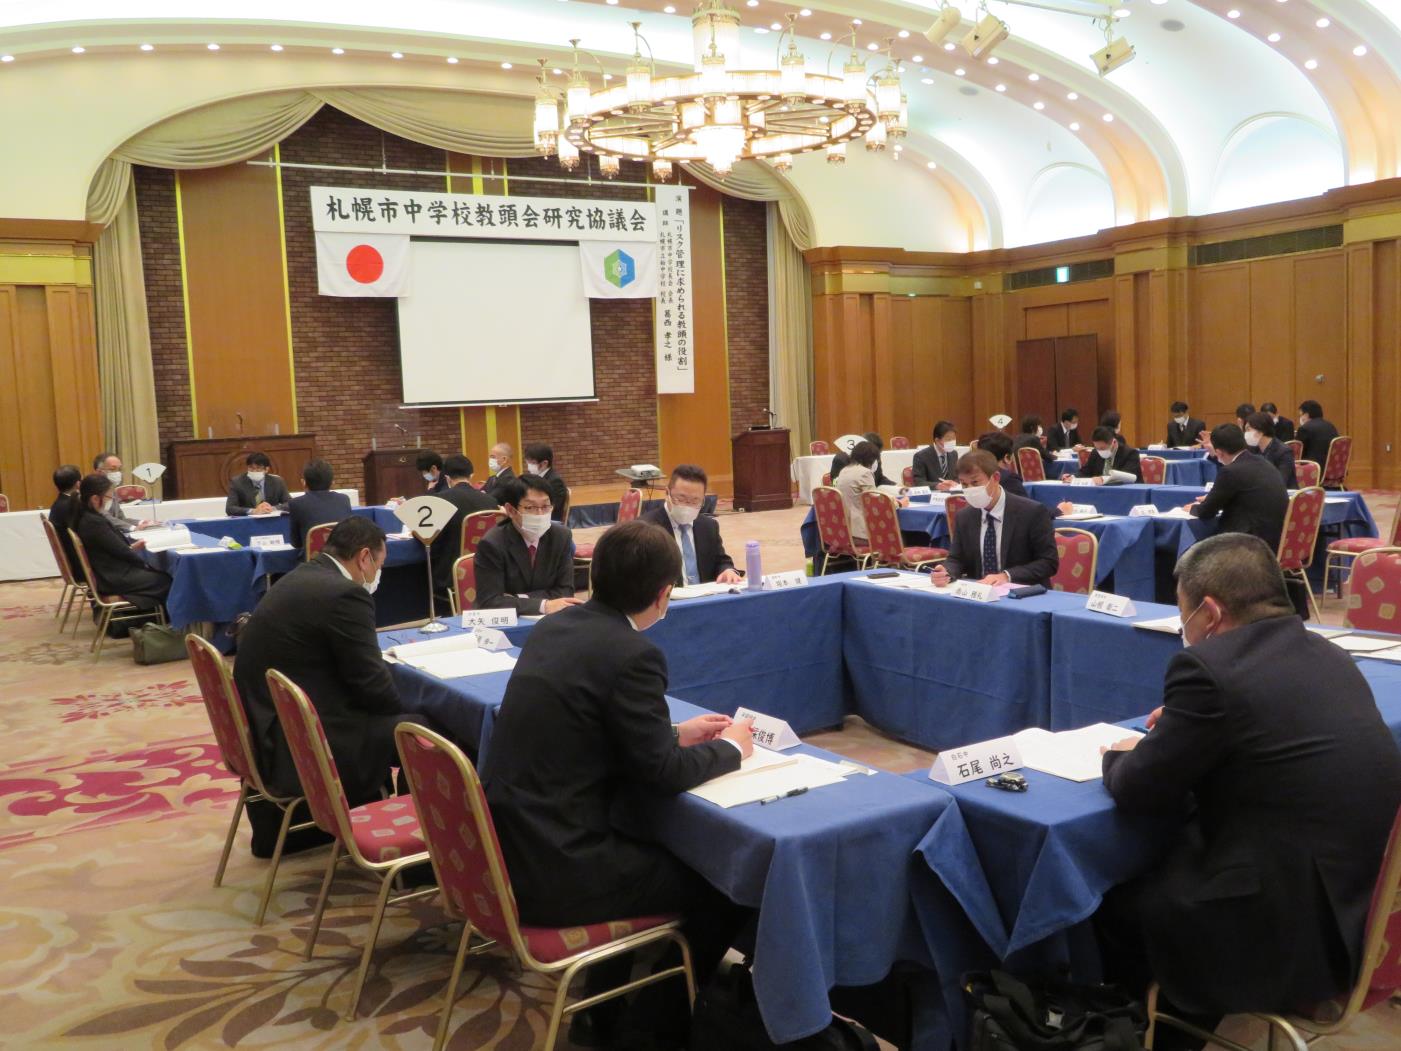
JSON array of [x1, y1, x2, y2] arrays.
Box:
[[668, 492, 705, 508], [518, 502, 553, 514]]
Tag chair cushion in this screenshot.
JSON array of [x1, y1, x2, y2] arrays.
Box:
[[521, 913, 679, 964], [347, 797, 427, 863], [574, 543, 595, 559], [902, 546, 948, 562], [1329, 537, 1385, 555]]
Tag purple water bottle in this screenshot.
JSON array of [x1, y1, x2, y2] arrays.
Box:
[[746, 541, 762, 591]]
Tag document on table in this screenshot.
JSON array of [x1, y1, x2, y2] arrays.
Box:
[[136, 528, 193, 552], [858, 572, 936, 590], [249, 510, 286, 517], [384, 634, 478, 663], [413, 649, 518, 680], [687, 747, 849, 808], [1153, 506, 1195, 519], [1329, 634, 1401, 654], [1132, 615, 1182, 634], [1013, 723, 1144, 782], [1306, 627, 1351, 639], [1358, 645, 1401, 664], [1056, 512, 1103, 522], [671, 582, 742, 599]]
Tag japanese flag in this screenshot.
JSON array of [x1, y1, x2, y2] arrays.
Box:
[[316, 232, 411, 297]]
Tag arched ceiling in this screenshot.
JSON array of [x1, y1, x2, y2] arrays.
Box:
[[2, 0, 1400, 248]]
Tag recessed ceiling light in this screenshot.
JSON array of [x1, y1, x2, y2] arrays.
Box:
[[867, 42, 879, 51], [269, 44, 283, 52], [911, 54, 923, 62], [207, 43, 220, 50], [995, 83, 1006, 91], [1070, 121, 1081, 131], [955, 67, 966, 76], [898, 30, 910, 38], [331, 47, 344, 54], [1113, 8, 1131, 18], [820, 31, 832, 41], [1, 54, 13, 62], [1067, 91, 1079, 100], [1028, 72, 1040, 81], [664, 4, 676, 11], [71, 46, 86, 53], [746, 0, 757, 6], [1315, 17, 1330, 28], [1354, 45, 1369, 57], [1151, 0, 1168, 5], [921, 77, 934, 84], [800, 8, 812, 15], [1033, 100, 1045, 110], [1102, 112, 1114, 122], [898, 66, 907, 73], [552, 67, 562, 74], [1268, 32, 1281, 43], [755, 27, 769, 34], [447, 56, 459, 64], [392, 51, 404, 59], [1304, 58, 1318, 69], [853, 19, 862, 26], [140, 43, 154, 51], [1227, 9, 1241, 19], [926, 161, 937, 169], [943, 42, 955, 52], [602, 73, 613, 80]]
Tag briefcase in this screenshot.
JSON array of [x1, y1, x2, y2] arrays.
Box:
[[130, 623, 188, 665], [964, 971, 1146, 1051]]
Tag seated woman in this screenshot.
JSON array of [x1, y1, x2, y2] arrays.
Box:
[[833, 440, 907, 545], [1012, 414, 1058, 474], [71, 472, 172, 612]]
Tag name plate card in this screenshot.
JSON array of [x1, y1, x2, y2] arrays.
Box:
[[250, 535, 286, 550], [472, 627, 512, 652], [929, 736, 1023, 786], [1068, 477, 1096, 487], [734, 707, 801, 751], [1086, 590, 1137, 618], [462, 608, 518, 629], [1128, 505, 1159, 517], [905, 486, 932, 498], [946, 579, 998, 603], [762, 570, 807, 591]]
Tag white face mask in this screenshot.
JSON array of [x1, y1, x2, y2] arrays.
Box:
[[487, 458, 500, 473], [1036, 426, 1044, 438], [1096, 445, 1113, 461], [1244, 429, 1261, 448], [247, 471, 266, 484], [526, 462, 545, 477], [1180, 599, 1209, 647], [105, 470, 123, 486], [1174, 416, 1188, 426], [1299, 415, 1308, 427], [962, 480, 994, 510], [518, 512, 551, 542], [363, 565, 382, 595], [941, 439, 958, 453], [668, 501, 700, 526], [421, 471, 436, 483]]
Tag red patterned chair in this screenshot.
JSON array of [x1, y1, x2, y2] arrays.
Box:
[[1285, 439, 1304, 461], [1077, 448, 1092, 469], [1016, 446, 1046, 482], [617, 486, 643, 524], [40, 514, 91, 633], [902, 466, 915, 487], [821, 472, 832, 487], [1322, 435, 1353, 489], [1276, 487, 1326, 621], [395, 724, 695, 1051], [812, 485, 872, 574], [890, 435, 911, 450], [809, 440, 831, 456], [114, 483, 148, 503], [304, 522, 336, 561], [451, 554, 477, 615], [1051, 528, 1099, 595], [944, 494, 968, 535], [1147, 801, 1401, 1051], [1139, 456, 1167, 485], [1343, 548, 1401, 634], [1295, 460, 1321, 488], [860, 491, 946, 571], [265, 669, 435, 1020], [0, 493, 8, 513], [187, 634, 315, 925], [67, 527, 167, 657], [1324, 514, 1401, 595], [460, 509, 505, 560]]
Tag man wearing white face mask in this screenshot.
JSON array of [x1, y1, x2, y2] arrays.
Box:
[[482, 442, 517, 504], [1165, 401, 1204, 449], [91, 451, 139, 532], [225, 451, 291, 516], [931, 450, 1058, 588], [912, 421, 960, 488], [523, 441, 570, 522], [639, 463, 741, 585], [1069, 426, 1142, 485], [1242, 411, 1297, 488], [474, 475, 580, 615]]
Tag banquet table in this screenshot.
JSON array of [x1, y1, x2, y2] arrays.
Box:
[[792, 447, 934, 504]]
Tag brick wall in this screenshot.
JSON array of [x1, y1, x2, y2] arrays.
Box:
[[723, 196, 771, 434], [135, 166, 192, 453]]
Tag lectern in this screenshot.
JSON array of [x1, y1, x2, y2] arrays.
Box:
[[165, 434, 316, 499], [362, 448, 430, 506], [731, 428, 793, 512]]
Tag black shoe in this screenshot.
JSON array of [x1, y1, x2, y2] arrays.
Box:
[[250, 822, 334, 859]]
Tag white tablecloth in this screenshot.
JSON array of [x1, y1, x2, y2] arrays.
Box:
[[792, 448, 932, 504]]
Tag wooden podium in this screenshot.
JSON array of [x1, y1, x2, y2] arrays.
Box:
[[362, 448, 430, 506], [164, 434, 316, 499], [731, 428, 793, 512]]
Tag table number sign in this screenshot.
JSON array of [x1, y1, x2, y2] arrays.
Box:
[[249, 535, 287, 550], [462, 608, 517, 629], [1086, 590, 1137, 618], [930, 736, 1023, 786], [132, 462, 166, 484], [946, 579, 998, 603], [394, 495, 457, 542], [762, 570, 807, 591], [734, 707, 801, 751]]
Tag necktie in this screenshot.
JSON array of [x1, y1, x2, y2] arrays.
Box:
[[254, 479, 265, 502], [679, 525, 700, 586], [527, 543, 537, 566], [982, 511, 999, 577]]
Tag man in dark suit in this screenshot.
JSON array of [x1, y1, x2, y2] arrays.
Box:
[[48, 464, 83, 577], [225, 451, 292, 516], [975, 432, 1028, 497], [416, 450, 450, 495], [831, 431, 894, 487], [1297, 400, 1340, 467], [233, 516, 416, 856], [431, 453, 499, 609], [1013, 414, 1058, 474], [482, 520, 753, 1044], [473, 475, 580, 615], [524, 442, 570, 522], [1187, 424, 1289, 552], [1071, 426, 1143, 484], [1260, 402, 1294, 443], [1097, 533, 1401, 1024], [287, 458, 352, 550], [482, 441, 517, 504], [931, 450, 1058, 587], [912, 421, 960, 487], [1046, 408, 1081, 452], [639, 464, 740, 586], [91, 451, 139, 532], [1243, 412, 1297, 488], [1165, 401, 1205, 449]]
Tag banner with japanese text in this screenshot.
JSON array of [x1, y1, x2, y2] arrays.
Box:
[[654, 186, 694, 395]]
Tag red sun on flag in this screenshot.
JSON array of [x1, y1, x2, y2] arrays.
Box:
[[345, 243, 385, 284]]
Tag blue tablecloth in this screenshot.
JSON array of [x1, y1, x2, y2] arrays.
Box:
[[569, 495, 716, 529], [1139, 447, 1207, 461], [841, 579, 1088, 749], [1157, 458, 1214, 486], [1023, 482, 1167, 517]]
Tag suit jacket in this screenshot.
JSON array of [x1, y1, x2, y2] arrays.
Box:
[[481, 599, 741, 920], [1045, 423, 1081, 453], [1272, 416, 1296, 443], [831, 450, 893, 488], [73, 511, 170, 604], [1166, 418, 1205, 448], [427, 473, 450, 494], [1012, 433, 1057, 473], [639, 506, 735, 584], [539, 468, 570, 522], [482, 466, 517, 505], [100, 492, 136, 532], [1077, 444, 1143, 483], [1255, 438, 1298, 489], [1298, 417, 1340, 467], [49, 494, 82, 580], [912, 446, 958, 486], [1191, 450, 1289, 551], [232, 554, 405, 800], [225, 472, 292, 516], [1102, 616, 1401, 1014], [998, 468, 1027, 499], [287, 490, 353, 549], [942, 492, 1058, 586], [473, 520, 575, 614], [432, 482, 499, 596]]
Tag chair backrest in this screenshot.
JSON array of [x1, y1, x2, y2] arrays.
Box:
[[859, 491, 904, 564], [1277, 486, 1326, 571], [560, 487, 573, 526], [114, 484, 147, 503], [304, 522, 336, 561], [67, 528, 113, 603], [40, 515, 78, 586], [1139, 456, 1167, 485], [186, 633, 262, 789], [821, 472, 832, 487], [1015, 446, 1045, 483], [1344, 548, 1401, 633], [265, 669, 355, 845], [812, 485, 858, 558], [901, 466, 915, 487], [395, 724, 524, 950], [1285, 439, 1304, 461], [460, 509, 504, 559], [1323, 435, 1353, 487], [452, 554, 477, 615], [1295, 460, 1321, 488], [1391, 511, 1401, 548], [0, 493, 9, 513], [618, 487, 643, 524], [1076, 448, 1092, 468], [945, 495, 968, 534], [1348, 803, 1401, 1014], [809, 440, 830, 456], [890, 436, 911, 450], [1051, 528, 1099, 595]]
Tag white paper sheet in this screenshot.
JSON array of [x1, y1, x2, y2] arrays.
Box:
[[1013, 723, 1143, 782], [135, 527, 193, 552], [1305, 627, 1351, 639], [1132, 615, 1183, 634], [671, 582, 742, 600], [412, 649, 518, 680], [1359, 645, 1401, 663], [1056, 512, 1103, 521], [386, 634, 480, 663], [687, 751, 849, 808], [858, 572, 936, 590], [1330, 634, 1401, 654], [1153, 506, 1195, 520]]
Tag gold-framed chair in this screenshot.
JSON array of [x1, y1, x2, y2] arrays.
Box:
[[1285, 439, 1304, 461], [1275, 487, 1327, 621], [114, 483, 149, 503], [812, 485, 873, 574], [1324, 515, 1401, 595], [265, 670, 435, 1020], [1342, 547, 1401, 634], [1321, 435, 1353, 490], [460, 509, 505, 560], [0, 493, 9, 513], [67, 528, 167, 657], [859, 490, 946, 570], [304, 522, 336, 561], [394, 723, 695, 1051], [1295, 460, 1321, 488], [186, 635, 316, 925], [39, 514, 91, 633], [1051, 527, 1099, 595], [1016, 446, 1046, 482], [450, 554, 477, 615], [890, 435, 911, 450], [1139, 456, 1167, 485]]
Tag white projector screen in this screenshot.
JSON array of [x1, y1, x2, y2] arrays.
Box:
[[395, 240, 596, 406]]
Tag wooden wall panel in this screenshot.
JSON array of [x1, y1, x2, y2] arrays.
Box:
[[939, 298, 975, 438], [870, 294, 895, 440], [888, 296, 916, 441], [46, 286, 102, 465], [1067, 299, 1114, 414], [1024, 303, 1068, 341], [1292, 252, 1348, 435], [1191, 265, 1251, 424], [1368, 241, 1400, 489], [0, 288, 27, 507], [1248, 257, 1294, 415]]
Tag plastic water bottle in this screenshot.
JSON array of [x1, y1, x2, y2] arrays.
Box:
[[746, 541, 762, 591]]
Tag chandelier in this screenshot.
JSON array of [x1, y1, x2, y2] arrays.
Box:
[[532, 2, 908, 180]]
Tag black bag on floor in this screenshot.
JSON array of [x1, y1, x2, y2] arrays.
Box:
[[689, 963, 878, 1050], [130, 623, 187, 665], [964, 971, 1146, 1051]]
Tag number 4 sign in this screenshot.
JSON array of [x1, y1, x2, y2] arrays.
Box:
[[394, 495, 457, 542]]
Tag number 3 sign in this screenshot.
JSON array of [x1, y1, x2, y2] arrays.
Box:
[[394, 495, 457, 543]]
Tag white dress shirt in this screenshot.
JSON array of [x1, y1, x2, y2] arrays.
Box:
[[976, 487, 1008, 576]]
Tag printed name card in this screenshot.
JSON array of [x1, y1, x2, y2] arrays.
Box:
[[462, 608, 517, 629], [250, 535, 286, 550], [1070, 504, 1097, 516], [762, 570, 807, 591], [734, 707, 801, 751], [1068, 477, 1096, 487], [1086, 590, 1137, 618], [905, 486, 932, 499], [947, 579, 998, 603], [1128, 505, 1159, 517], [472, 627, 512, 652], [929, 736, 1023, 786]]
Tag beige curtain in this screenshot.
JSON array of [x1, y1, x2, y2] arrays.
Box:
[[315, 88, 536, 157], [767, 204, 815, 457], [682, 159, 814, 250], [112, 90, 324, 168]]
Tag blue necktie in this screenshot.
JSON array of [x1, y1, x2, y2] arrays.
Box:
[[679, 524, 700, 585], [982, 512, 999, 577]]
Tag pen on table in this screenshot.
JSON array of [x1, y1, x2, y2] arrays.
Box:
[[1129, 723, 1150, 734], [759, 787, 809, 806]]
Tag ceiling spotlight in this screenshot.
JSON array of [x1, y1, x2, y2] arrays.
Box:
[[1067, 91, 1079, 100], [1227, 10, 1241, 19], [770, 22, 782, 31], [1092, 35, 1136, 76], [927, 161, 938, 169], [1315, 17, 1330, 28], [447, 56, 459, 64], [1268, 32, 1281, 43], [1102, 112, 1114, 122], [924, 5, 962, 46], [898, 30, 910, 39], [1, 54, 13, 62], [820, 31, 832, 41], [207, 43, 220, 50], [391, 51, 404, 59], [71, 46, 86, 53], [1151, 0, 1168, 5], [331, 47, 345, 54], [1354, 45, 1369, 57], [912, 54, 924, 62], [140, 43, 154, 51], [664, 4, 676, 11], [943, 42, 956, 52], [954, 67, 966, 76], [995, 83, 1006, 91], [1033, 100, 1045, 110], [1028, 72, 1040, 81], [921, 76, 934, 84], [746, 0, 757, 5], [962, 14, 1008, 60], [269, 44, 283, 52], [986, 56, 999, 65], [1304, 58, 1318, 69], [800, 8, 812, 15], [1112, 7, 1131, 18], [1070, 121, 1081, 131]]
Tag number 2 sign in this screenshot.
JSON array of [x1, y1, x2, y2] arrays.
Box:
[[394, 495, 457, 543]]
